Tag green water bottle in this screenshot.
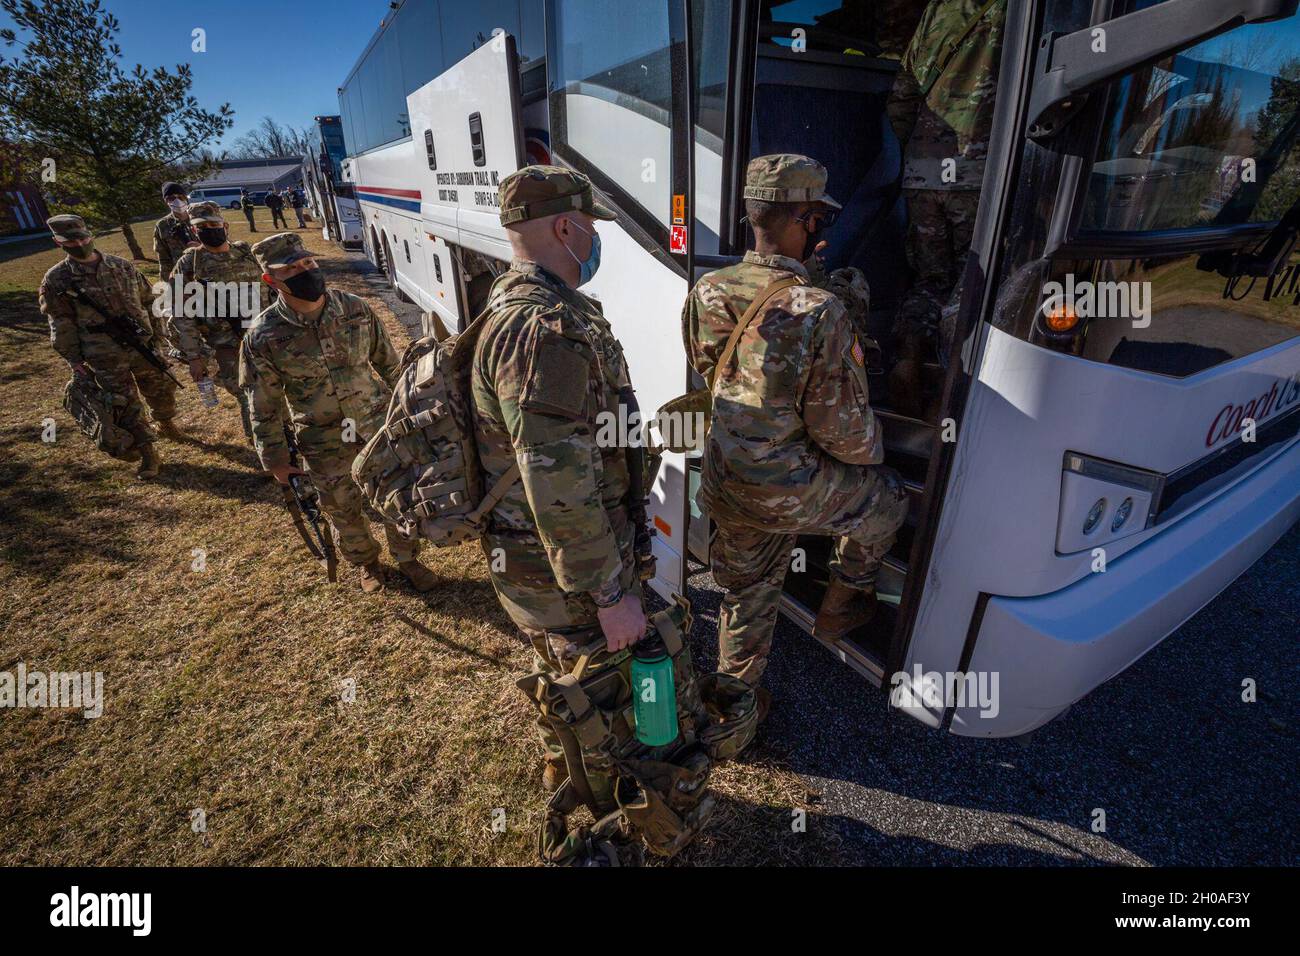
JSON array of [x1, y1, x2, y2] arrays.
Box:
[[631, 632, 678, 747]]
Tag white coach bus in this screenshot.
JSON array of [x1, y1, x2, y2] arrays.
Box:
[[339, 0, 1300, 737], [302, 115, 363, 247]]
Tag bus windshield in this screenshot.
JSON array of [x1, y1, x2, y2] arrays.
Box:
[[1083, 15, 1300, 233]]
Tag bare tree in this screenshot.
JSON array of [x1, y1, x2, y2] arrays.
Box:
[[229, 116, 314, 159]]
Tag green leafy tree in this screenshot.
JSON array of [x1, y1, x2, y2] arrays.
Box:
[[0, 0, 233, 258]]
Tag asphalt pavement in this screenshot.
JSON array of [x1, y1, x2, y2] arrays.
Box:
[[682, 520, 1299, 866]]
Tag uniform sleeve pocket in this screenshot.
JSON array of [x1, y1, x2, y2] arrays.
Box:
[[520, 333, 592, 421]]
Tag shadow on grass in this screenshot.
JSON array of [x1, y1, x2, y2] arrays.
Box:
[[170, 434, 263, 472], [392, 610, 512, 667], [0, 452, 179, 580], [0, 289, 49, 343], [152, 460, 279, 506]]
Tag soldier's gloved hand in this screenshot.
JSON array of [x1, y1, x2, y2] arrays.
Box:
[[597, 593, 647, 652], [269, 463, 307, 486], [187, 358, 208, 382]]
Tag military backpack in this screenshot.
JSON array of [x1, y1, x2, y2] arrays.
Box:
[[351, 291, 557, 546], [62, 372, 140, 461]]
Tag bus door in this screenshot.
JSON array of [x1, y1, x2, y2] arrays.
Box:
[[892, 0, 1300, 734], [406, 36, 528, 331], [543, 0, 698, 601], [683, 0, 930, 684]]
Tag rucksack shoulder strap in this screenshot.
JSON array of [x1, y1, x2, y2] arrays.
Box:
[[709, 275, 805, 391]]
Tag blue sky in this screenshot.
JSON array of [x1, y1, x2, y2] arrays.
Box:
[[0, 0, 389, 150]]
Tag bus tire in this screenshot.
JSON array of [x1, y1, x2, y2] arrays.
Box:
[[382, 233, 412, 303]]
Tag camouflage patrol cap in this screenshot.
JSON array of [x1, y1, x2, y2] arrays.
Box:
[[47, 214, 91, 240], [187, 201, 226, 225], [498, 164, 617, 227], [743, 154, 841, 210], [251, 232, 313, 271]]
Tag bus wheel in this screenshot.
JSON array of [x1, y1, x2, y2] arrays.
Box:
[[382, 233, 412, 304]]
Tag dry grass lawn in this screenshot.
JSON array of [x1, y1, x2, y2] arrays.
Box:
[[0, 208, 839, 865]]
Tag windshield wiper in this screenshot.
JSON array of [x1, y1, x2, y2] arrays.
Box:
[[1199, 194, 1300, 279]]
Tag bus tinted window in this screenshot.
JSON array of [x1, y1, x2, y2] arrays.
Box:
[[439, 2, 523, 67], [519, 0, 545, 66], [551, 0, 674, 224], [398, 0, 445, 96], [1082, 14, 1300, 233]]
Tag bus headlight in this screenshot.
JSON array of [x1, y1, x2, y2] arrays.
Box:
[[1056, 454, 1163, 555]]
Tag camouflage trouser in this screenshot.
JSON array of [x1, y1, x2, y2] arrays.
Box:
[[711, 467, 908, 687], [482, 529, 641, 764], [898, 188, 980, 330], [242, 208, 256, 231], [311, 455, 420, 566], [83, 337, 178, 446], [190, 318, 254, 440], [212, 346, 254, 439]]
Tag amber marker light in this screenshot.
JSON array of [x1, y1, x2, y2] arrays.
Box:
[[1043, 302, 1079, 333]]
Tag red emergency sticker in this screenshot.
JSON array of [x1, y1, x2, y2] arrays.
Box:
[[670, 224, 687, 254]]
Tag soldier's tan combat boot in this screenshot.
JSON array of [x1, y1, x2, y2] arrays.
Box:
[[359, 561, 386, 594], [136, 443, 161, 480], [813, 579, 878, 641], [542, 758, 568, 793], [397, 560, 437, 593], [155, 419, 185, 442]]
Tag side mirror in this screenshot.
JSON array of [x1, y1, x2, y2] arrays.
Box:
[[1028, 0, 1299, 139]]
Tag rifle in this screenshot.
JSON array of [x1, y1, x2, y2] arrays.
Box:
[[280, 421, 338, 582], [169, 219, 198, 249], [67, 284, 184, 389], [620, 385, 660, 582], [282, 474, 339, 583]]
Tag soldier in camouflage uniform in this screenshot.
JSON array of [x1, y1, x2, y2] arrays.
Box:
[[682, 155, 909, 699], [38, 214, 179, 478], [888, 0, 1006, 401], [472, 166, 646, 790], [153, 182, 199, 281], [166, 201, 264, 441], [238, 233, 436, 594], [239, 189, 258, 232]]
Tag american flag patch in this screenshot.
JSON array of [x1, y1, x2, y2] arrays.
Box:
[[850, 337, 865, 367]]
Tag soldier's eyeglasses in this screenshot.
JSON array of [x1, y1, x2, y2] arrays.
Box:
[[795, 209, 838, 230]]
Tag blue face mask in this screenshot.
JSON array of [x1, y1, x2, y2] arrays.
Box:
[[563, 219, 601, 285]]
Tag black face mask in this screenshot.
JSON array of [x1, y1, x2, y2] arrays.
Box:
[[197, 226, 227, 247], [64, 242, 95, 259], [283, 268, 326, 301]]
